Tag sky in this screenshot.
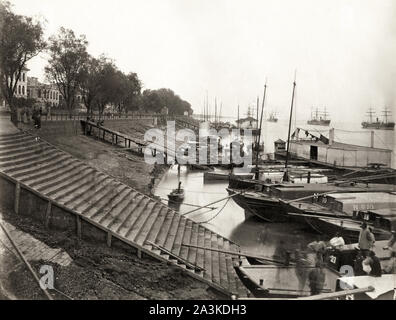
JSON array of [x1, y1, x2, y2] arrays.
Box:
[[8, 0, 396, 122]]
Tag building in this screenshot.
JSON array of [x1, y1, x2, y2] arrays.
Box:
[[27, 77, 60, 109], [0, 66, 29, 108]]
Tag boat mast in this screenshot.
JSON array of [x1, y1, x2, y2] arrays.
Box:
[[237, 104, 240, 129], [382, 107, 391, 124], [215, 97, 217, 124], [284, 74, 297, 182], [366, 107, 375, 123], [255, 81, 267, 179]]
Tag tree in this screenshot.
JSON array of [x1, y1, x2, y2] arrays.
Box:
[[111, 71, 142, 115], [0, 1, 46, 121], [45, 27, 89, 118], [140, 88, 192, 115], [94, 59, 119, 118], [79, 55, 103, 117]]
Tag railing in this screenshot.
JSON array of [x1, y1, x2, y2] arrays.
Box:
[[41, 112, 163, 121]]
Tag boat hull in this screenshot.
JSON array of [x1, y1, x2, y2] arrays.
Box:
[[227, 188, 287, 222], [362, 122, 395, 130], [235, 264, 339, 298], [307, 119, 331, 126], [303, 216, 391, 242]]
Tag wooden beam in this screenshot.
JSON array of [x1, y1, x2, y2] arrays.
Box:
[[297, 286, 374, 300], [45, 201, 52, 228], [180, 243, 291, 265], [76, 215, 82, 239], [107, 232, 112, 247], [146, 240, 205, 271], [14, 182, 21, 214]]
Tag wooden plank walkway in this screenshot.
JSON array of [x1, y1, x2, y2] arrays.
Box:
[[0, 129, 248, 297]]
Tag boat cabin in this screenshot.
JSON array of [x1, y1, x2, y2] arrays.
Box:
[[313, 192, 396, 215], [287, 128, 392, 168]]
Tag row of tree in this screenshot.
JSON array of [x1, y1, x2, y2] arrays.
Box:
[[0, 1, 193, 120]]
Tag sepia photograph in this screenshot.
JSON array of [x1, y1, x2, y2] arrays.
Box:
[[0, 0, 395, 310]]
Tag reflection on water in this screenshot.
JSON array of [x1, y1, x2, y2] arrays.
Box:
[[154, 165, 319, 258]]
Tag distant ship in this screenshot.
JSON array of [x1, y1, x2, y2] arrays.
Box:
[[307, 107, 331, 126], [267, 111, 278, 122], [362, 107, 395, 130]]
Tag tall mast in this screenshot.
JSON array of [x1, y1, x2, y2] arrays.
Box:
[[366, 107, 375, 123], [256, 96, 259, 129], [237, 104, 240, 129], [215, 97, 217, 123], [255, 81, 267, 179], [284, 73, 297, 182], [382, 107, 391, 124]]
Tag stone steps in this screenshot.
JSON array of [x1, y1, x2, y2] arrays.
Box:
[[0, 129, 247, 297]]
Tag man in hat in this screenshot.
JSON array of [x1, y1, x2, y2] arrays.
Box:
[[358, 223, 375, 256]]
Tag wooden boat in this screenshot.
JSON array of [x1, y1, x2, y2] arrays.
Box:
[[227, 183, 396, 222], [203, 171, 254, 182], [283, 192, 396, 241], [324, 240, 392, 273], [235, 263, 340, 298], [336, 275, 396, 300], [168, 182, 185, 202]]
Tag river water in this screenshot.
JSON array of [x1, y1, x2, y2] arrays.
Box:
[[154, 165, 319, 258], [154, 118, 394, 257]]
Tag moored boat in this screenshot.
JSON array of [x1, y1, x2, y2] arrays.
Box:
[[282, 192, 396, 241], [227, 183, 396, 222], [234, 263, 340, 298], [336, 275, 396, 300], [168, 182, 185, 202]]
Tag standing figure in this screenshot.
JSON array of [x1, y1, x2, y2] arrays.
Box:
[[383, 230, 396, 273], [295, 244, 310, 292], [358, 223, 375, 256], [308, 262, 326, 296]]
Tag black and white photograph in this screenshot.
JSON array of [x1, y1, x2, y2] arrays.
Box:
[[0, 0, 395, 307]]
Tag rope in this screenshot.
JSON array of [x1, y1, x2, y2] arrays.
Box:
[[197, 198, 231, 224], [157, 196, 218, 210]]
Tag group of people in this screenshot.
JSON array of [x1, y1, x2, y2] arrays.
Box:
[[269, 224, 396, 297]]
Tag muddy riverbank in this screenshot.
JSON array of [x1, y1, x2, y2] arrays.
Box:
[[0, 206, 222, 300]]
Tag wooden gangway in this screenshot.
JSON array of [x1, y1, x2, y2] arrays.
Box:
[[0, 129, 248, 297]]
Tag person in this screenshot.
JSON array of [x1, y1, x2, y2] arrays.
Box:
[[273, 240, 290, 283], [308, 262, 326, 296], [329, 232, 345, 249], [368, 227, 376, 247], [295, 244, 310, 291], [353, 251, 366, 276], [307, 237, 327, 265], [368, 251, 382, 277], [358, 223, 375, 255], [383, 230, 396, 273], [383, 231, 396, 255], [273, 240, 290, 265]]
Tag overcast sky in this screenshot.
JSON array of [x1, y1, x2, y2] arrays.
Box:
[[9, 0, 396, 121]]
